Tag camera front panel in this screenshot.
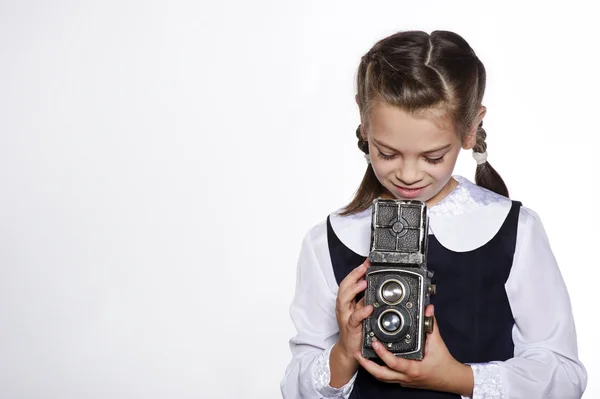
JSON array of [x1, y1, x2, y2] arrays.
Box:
[[362, 267, 425, 359]]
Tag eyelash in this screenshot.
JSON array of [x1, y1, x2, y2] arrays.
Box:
[[376, 151, 444, 164], [425, 156, 444, 165]]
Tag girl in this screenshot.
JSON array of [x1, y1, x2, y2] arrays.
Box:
[[280, 30, 587, 398]]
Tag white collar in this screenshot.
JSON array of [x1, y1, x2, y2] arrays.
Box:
[[329, 175, 512, 254], [428, 175, 509, 217]]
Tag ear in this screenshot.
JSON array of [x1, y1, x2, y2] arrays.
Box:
[[462, 106, 487, 150]]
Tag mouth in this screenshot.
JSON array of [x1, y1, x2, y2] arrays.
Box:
[[393, 184, 429, 198]]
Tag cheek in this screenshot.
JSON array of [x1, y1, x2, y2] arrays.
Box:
[[428, 163, 454, 180], [371, 159, 396, 180], [428, 153, 460, 181]]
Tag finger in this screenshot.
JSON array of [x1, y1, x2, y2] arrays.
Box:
[[339, 260, 368, 292], [429, 315, 441, 344], [355, 296, 366, 310], [337, 284, 367, 318], [354, 352, 403, 382], [424, 313, 443, 356], [337, 281, 368, 315], [338, 273, 368, 308], [345, 279, 369, 303], [347, 303, 373, 328], [425, 305, 439, 336], [425, 304, 434, 317], [371, 341, 410, 373]]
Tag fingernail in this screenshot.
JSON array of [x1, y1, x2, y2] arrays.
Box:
[[372, 341, 380, 350]]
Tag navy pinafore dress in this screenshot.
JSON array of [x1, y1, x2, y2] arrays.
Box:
[[326, 200, 522, 398]]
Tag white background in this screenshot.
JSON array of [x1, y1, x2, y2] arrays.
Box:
[[1, 1, 598, 398]]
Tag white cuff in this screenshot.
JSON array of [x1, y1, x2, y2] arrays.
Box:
[[462, 363, 504, 399], [313, 344, 357, 398]]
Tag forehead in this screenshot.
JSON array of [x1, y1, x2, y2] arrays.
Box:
[[368, 102, 458, 149]]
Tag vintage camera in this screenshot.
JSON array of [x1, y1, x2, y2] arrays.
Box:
[[361, 199, 436, 360]]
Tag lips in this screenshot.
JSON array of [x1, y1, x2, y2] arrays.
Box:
[[394, 184, 428, 198]]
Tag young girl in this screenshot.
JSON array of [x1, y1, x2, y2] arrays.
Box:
[[280, 30, 587, 398]]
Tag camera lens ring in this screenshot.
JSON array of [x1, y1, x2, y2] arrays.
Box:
[[370, 305, 411, 342], [379, 279, 406, 305], [377, 309, 404, 335]]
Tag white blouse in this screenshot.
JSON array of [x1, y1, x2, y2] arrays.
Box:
[[280, 176, 587, 399]]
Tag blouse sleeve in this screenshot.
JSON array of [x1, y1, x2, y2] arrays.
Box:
[[466, 207, 587, 399], [280, 225, 357, 398]]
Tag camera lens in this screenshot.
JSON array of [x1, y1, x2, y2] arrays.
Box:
[[381, 280, 404, 304], [380, 310, 402, 333]]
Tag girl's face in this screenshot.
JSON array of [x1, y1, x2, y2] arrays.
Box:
[[365, 102, 476, 206]]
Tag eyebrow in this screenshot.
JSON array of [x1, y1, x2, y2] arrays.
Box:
[[372, 138, 452, 154]]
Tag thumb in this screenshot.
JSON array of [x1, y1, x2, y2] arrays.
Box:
[[423, 306, 442, 355], [425, 305, 441, 340], [425, 304, 434, 317], [425, 305, 442, 342]]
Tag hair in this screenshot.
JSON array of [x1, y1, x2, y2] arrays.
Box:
[[340, 30, 509, 216]]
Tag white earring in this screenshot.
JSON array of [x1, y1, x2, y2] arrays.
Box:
[[364, 153, 371, 164]]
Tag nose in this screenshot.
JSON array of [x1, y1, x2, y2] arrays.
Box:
[[395, 161, 423, 186]]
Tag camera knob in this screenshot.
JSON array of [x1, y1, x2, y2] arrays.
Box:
[[424, 316, 434, 333], [428, 284, 436, 296]]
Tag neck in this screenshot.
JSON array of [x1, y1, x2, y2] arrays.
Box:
[[427, 177, 458, 207]]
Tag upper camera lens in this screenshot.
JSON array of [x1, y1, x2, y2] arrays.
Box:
[[381, 280, 404, 304]]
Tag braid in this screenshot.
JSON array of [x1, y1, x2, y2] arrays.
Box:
[[473, 121, 509, 197], [473, 122, 487, 154], [356, 124, 369, 154], [339, 124, 382, 216]]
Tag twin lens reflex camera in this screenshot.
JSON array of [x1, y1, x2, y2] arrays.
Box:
[[361, 199, 436, 360]]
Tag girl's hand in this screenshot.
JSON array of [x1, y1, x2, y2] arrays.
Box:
[[335, 259, 373, 361], [354, 305, 474, 397]]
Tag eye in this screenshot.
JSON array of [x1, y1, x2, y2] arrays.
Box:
[[376, 151, 397, 161], [424, 156, 444, 165]]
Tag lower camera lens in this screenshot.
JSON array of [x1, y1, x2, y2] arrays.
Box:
[[379, 310, 403, 333]]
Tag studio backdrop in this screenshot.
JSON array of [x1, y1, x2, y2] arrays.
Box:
[[0, 1, 597, 398]]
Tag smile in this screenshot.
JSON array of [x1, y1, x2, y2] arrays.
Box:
[[393, 184, 429, 198]]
